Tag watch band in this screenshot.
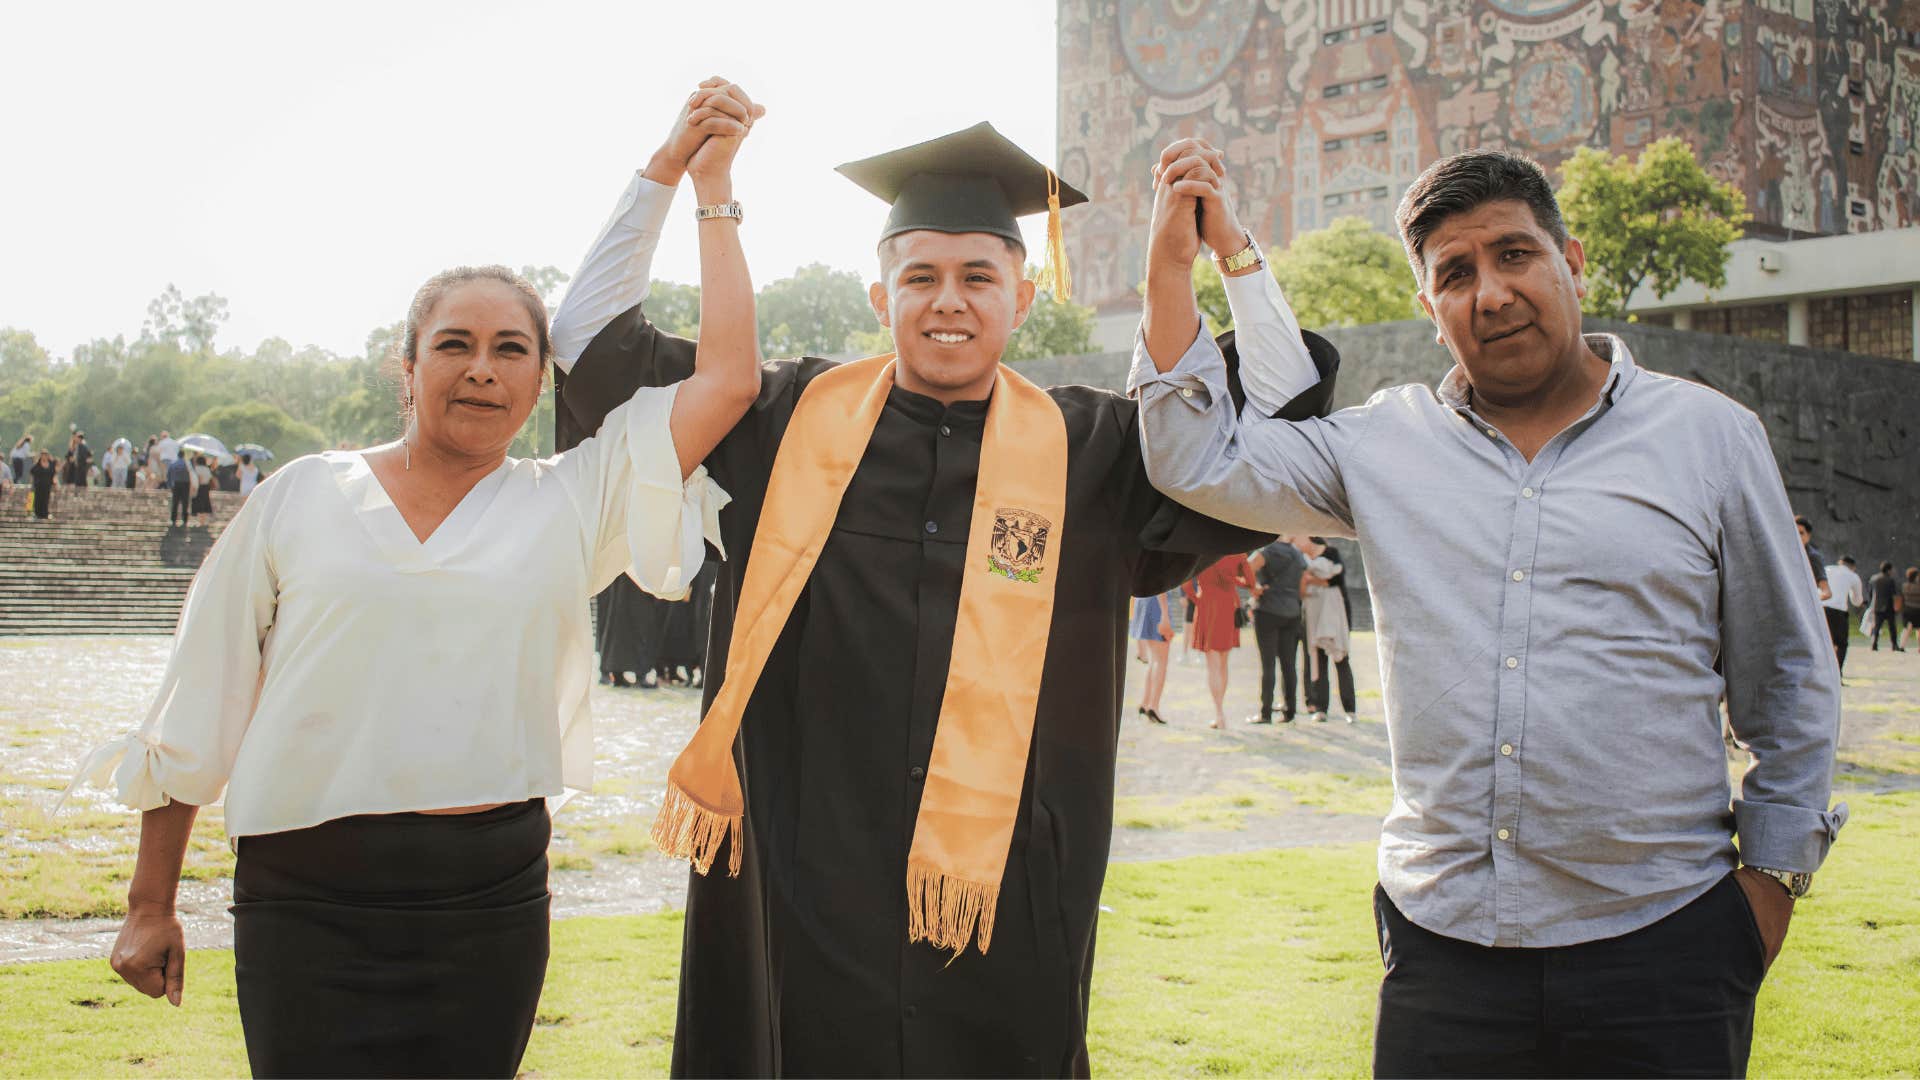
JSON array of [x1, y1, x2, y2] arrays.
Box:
[[1216, 230, 1263, 274], [694, 201, 743, 224], [1746, 865, 1813, 898]]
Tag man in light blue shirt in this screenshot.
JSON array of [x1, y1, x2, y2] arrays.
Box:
[[1132, 140, 1844, 1077]]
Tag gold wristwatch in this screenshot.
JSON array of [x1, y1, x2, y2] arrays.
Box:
[[1216, 230, 1263, 274], [1746, 865, 1813, 898]]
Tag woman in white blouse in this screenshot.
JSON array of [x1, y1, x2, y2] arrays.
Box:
[[72, 80, 766, 1078]]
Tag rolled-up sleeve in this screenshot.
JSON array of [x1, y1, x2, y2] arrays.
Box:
[[557, 382, 730, 600], [1716, 412, 1847, 872], [1130, 325, 1358, 539], [67, 484, 280, 811]]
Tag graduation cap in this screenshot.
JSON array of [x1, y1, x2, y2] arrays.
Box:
[[836, 122, 1088, 301]]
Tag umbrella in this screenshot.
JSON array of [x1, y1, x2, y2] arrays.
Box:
[[110, 437, 132, 452], [177, 433, 236, 466], [233, 443, 275, 462]]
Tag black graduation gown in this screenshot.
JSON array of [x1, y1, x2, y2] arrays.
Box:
[[556, 310, 1339, 1078]]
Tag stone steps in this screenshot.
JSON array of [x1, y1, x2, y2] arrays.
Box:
[[0, 485, 247, 635]]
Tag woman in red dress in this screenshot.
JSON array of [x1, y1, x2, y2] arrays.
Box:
[[1182, 553, 1260, 729]]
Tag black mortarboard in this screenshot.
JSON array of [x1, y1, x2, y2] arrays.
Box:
[[836, 122, 1088, 300]]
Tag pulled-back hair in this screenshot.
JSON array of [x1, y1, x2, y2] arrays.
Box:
[[1394, 149, 1569, 284], [384, 265, 553, 425]]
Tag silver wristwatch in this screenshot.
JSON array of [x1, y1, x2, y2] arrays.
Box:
[[694, 201, 744, 224], [1745, 865, 1813, 898]]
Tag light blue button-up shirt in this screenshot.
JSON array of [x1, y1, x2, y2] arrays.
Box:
[[1130, 281, 1845, 948]]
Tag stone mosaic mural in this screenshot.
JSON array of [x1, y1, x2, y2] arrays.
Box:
[[1057, 0, 1920, 313]]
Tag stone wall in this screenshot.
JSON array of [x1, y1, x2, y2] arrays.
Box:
[[1021, 320, 1920, 627]]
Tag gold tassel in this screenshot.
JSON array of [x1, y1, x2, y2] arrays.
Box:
[[651, 782, 743, 877], [1032, 169, 1072, 303], [906, 861, 999, 957]]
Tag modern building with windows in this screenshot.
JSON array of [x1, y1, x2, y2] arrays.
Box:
[[1630, 228, 1920, 362], [1058, 0, 1920, 352]]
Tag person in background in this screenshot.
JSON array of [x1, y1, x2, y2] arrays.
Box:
[[1822, 555, 1863, 678], [237, 453, 261, 497], [1296, 535, 1357, 723], [28, 450, 56, 520], [1128, 588, 1175, 724], [109, 441, 133, 489], [145, 437, 164, 488], [1903, 568, 1920, 651], [73, 432, 92, 487], [1867, 561, 1904, 652], [1183, 554, 1259, 730], [1796, 516, 1830, 604], [1247, 535, 1309, 723], [154, 430, 178, 470], [10, 435, 31, 482], [165, 453, 192, 527], [189, 455, 215, 523]]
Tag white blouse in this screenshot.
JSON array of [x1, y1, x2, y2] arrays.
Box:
[[70, 384, 728, 837]]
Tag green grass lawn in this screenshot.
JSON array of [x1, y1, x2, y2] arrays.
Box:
[[3, 792, 1916, 1077]]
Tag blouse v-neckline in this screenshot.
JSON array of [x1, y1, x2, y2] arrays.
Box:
[[344, 453, 513, 570]]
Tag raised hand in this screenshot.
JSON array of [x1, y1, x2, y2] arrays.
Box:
[[1155, 137, 1250, 260], [686, 80, 764, 198], [1147, 152, 1207, 272], [647, 76, 766, 189]]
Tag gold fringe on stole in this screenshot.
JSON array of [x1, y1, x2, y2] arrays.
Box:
[[906, 861, 999, 956], [650, 782, 743, 877], [1033, 168, 1073, 302]]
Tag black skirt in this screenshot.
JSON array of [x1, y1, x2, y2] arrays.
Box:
[[232, 800, 552, 1079]]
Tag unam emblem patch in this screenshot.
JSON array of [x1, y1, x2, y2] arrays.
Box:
[[987, 508, 1051, 584]]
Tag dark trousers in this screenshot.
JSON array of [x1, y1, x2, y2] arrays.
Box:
[[1870, 610, 1903, 651], [169, 481, 190, 525], [1824, 606, 1852, 671], [1307, 649, 1356, 714], [1372, 875, 1765, 1078], [1253, 611, 1304, 718]]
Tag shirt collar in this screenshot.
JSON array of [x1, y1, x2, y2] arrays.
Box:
[[1436, 332, 1640, 412]]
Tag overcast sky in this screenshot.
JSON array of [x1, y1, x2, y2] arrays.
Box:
[[1, 1, 1061, 359]]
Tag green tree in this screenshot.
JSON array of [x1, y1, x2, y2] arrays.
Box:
[[1003, 279, 1097, 361], [645, 280, 703, 338], [140, 285, 229, 353], [757, 263, 875, 358], [0, 328, 53, 395], [1557, 137, 1749, 319], [1194, 216, 1419, 334], [518, 264, 571, 307], [190, 401, 328, 461]]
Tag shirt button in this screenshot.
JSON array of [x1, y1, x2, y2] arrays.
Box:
[[909, 766, 926, 781], [1521, 487, 1536, 499], [1497, 828, 1512, 841], [924, 521, 938, 535], [1180, 387, 1195, 398], [1511, 570, 1526, 582], [1485, 428, 1498, 439], [1505, 656, 1519, 669], [939, 424, 952, 437], [1500, 743, 1514, 756]]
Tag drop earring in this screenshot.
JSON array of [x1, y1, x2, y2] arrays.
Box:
[[403, 388, 414, 470]]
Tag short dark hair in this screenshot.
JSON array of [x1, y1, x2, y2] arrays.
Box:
[[1395, 149, 1569, 283], [1882, 561, 1895, 574], [1794, 516, 1812, 533], [1840, 555, 1855, 566]]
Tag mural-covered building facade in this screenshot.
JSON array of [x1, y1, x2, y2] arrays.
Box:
[[1058, 0, 1920, 335]]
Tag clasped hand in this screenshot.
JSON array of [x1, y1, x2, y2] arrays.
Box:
[[647, 76, 767, 197], [1146, 137, 1248, 272]]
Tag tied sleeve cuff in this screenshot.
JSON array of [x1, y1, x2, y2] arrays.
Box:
[[1734, 797, 1849, 874], [1126, 325, 1229, 407], [620, 389, 731, 600], [58, 731, 176, 815]]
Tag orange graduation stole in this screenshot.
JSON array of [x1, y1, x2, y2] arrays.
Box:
[[651, 353, 1069, 955]]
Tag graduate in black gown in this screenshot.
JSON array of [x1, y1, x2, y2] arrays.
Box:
[[557, 125, 1339, 1077]]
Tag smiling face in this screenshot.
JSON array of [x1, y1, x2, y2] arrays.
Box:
[[404, 279, 545, 461], [1413, 199, 1590, 406], [869, 230, 1035, 402]]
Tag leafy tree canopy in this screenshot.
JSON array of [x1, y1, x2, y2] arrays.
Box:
[[1556, 137, 1748, 319], [1194, 215, 1420, 335]]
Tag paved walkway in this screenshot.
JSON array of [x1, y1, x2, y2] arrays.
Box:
[[4, 630, 1916, 964]]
